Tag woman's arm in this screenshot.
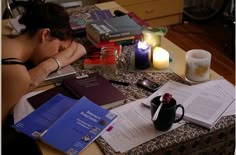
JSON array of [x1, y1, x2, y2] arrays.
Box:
[[28, 41, 86, 90], [52, 41, 87, 66]]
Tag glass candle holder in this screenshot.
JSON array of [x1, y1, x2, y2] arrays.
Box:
[[142, 29, 161, 48], [135, 41, 151, 69]]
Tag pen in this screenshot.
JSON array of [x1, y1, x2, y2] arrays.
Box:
[[109, 80, 130, 86]]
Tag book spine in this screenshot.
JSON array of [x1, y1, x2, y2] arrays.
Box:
[[101, 30, 141, 42], [86, 22, 141, 42], [86, 27, 142, 43]]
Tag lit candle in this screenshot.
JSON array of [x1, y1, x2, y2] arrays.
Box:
[[135, 41, 151, 69], [153, 47, 169, 69]]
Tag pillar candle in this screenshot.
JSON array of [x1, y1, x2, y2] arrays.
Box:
[[153, 47, 169, 69], [135, 41, 151, 69], [185, 49, 211, 82]]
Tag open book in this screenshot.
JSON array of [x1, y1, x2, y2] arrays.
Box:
[[142, 78, 235, 129], [12, 94, 117, 155], [39, 65, 76, 87]]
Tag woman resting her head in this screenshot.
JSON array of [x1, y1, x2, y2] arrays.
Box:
[[2, 0, 86, 124]]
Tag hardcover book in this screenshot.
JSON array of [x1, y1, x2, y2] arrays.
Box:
[[62, 73, 127, 109], [13, 94, 117, 155], [69, 9, 113, 36], [86, 33, 142, 48], [27, 73, 126, 110], [86, 15, 142, 43]]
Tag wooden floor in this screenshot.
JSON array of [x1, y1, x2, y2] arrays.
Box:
[[165, 15, 235, 84]]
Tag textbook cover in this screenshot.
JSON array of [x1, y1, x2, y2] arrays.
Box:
[[86, 15, 142, 43], [13, 95, 117, 155]]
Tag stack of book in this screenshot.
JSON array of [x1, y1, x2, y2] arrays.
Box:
[[86, 15, 143, 48], [69, 9, 113, 37]]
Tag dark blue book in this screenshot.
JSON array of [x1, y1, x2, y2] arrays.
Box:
[[12, 94, 117, 155], [86, 15, 142, 43]]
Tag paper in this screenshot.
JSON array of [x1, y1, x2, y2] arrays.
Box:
[[142, 78, 235, 128], [13, 90, 43, 123], [192, 78, 235, 116], [101, 99, 185, 153]]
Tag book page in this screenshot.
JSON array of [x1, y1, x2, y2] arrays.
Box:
[[101, 99, 185, 153], [142, 79, 235, 128]]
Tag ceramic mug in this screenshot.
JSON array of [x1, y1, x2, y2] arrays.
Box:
[[150, 96, 184, 131]]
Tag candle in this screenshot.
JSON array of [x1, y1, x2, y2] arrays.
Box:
[[185, 49, 211, 82], [142, 30, 161, 47], [142, 27, 167, 47], [153, 47, 169, 69], [135, 41, 151, 69]]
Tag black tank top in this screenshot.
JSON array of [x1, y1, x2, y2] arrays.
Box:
[[2, 58, 24, 65]]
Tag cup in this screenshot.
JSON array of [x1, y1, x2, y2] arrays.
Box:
[[100, 46, 125, 79], [185, 49, 211, 83], [150, 96, 184, 131]]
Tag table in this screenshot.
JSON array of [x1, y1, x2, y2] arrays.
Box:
[[2, 2, 234, 155]]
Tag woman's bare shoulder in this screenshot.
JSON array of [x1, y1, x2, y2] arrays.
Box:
[[2, 65, 30, 87]]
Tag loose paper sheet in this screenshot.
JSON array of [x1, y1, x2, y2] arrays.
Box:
[[13, 91, 43, 123], [101, 99, 185, 153]]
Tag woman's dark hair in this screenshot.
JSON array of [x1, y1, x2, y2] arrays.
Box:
[[19, 0, 72, 40]]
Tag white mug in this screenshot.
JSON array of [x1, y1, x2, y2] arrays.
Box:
[[185, 49, 211, 82]]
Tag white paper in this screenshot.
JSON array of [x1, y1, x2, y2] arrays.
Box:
[[13, 90, 44, 123], [142, 78, 235, 128], [101, 99, 185, 153], [192, 78, 235, 116]]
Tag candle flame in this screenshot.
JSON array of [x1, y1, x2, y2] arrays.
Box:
[[138, 41, 149, 49]]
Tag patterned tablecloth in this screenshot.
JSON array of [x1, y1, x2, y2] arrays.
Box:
[[67, 6, 235, 155]]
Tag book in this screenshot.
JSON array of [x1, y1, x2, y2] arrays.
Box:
[[27, 73, 127, 110], [87, 33, 142, 48], [86, 15, 142, 43], [13, 94, 117, 155], [127, 12, 150, 27], [142, 79, 235, 129], [62, 73, 127, 109], [27, 85, 78, 109], [39, 65, 76, 87], [69, 9, 113, 37]]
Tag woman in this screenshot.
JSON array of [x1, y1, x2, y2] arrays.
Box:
[[2, 0, 86, 124]]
